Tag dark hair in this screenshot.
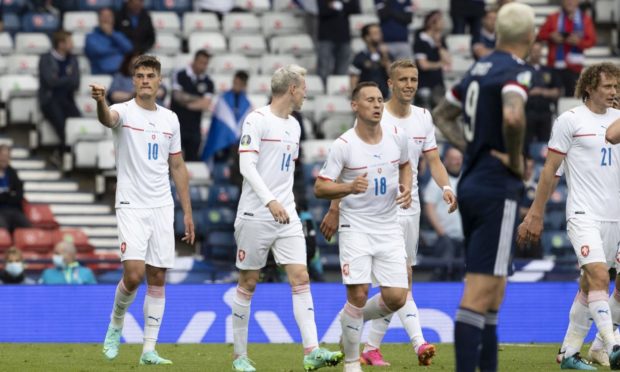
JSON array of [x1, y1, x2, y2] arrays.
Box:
[[194, 49, 211, 60], [52, 30, 72, 49], [423, 10, 442, 30], [234, 70, 249, 84], [361, 23, 379, 39], [133, 54, 161, 75], [574, 62, 620, 101], [120, 52, 140, 76], [351, 81, 380, 101]]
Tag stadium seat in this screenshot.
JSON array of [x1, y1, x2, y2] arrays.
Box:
[[260, 12, 303, 37], [245, 94, 267, 109], [65, 118, 106, 146], [416, 0, 449, 12], [321, 114, 354, 139], [6, 54, 40, 75], [0, 228, 12, 253], [222, 13, 260, 36], [529, 142, 548, 163], [445, 55, 473, 79], [302, 139, 333, 163], [270, 34, 314, 56], [2, 0, 26, 13], [63, 11, 98, 32], [2, 13, 21, 35], [173, 53, 193, 70], [351, 37, 365, 53], [150, 11, 181, 34], [188, 32, 227, 55], [71, 32, 86, 54], [0, 74, 38, 102], [0, 57, 7, 75], [9, 95, 40, 125], [211, 74, 233, 93], [204, 207, 236, 231], [305, 75, 324, 97], [259, 54, 298, 75], [349, 14, 379, 37], [229, 34, 267, 57], [207, 185, 240, 207], [53, 228, 94, 253], [326, 75, 350, 96], [446, 34, 472, 57], [247, 74, 273, 95], [0, 32, 14, 54], [78, 74, 112, 96], [152, 54, 173, 76], [14, 228, 55, 253], [78, 0, 115, 10], [186, 161, 211, 185], [557, 97, 581, 115], [203, 230, 236, 262], [211, 163, 233, 184], [14, 33, 50, 54], [548, 184, 568, 211], [541, 230, 572, 257], [77, 55, 91, 74], [152, 33, 181, 55], [299, 96, 315, 118], [359, 0, 375, 14], [152, 0, 191, 12], [23, 203, 59, 229], [208, 53, 250, 75], [235, 0, 271, 13], [21, 13, 60, 33], [313, 95, 351, 123], [97, 139, 116, 169], [544, 210, 566, 231], [73, 140, 98, 168], [182, 12, 220, 37], [302, 161, 325, 184]]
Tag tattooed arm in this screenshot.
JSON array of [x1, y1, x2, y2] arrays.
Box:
[[432, 99, 466, 153], [501, 91, 527, 178]]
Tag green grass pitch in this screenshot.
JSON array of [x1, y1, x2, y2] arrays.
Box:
[[0, 343, 584, 371]]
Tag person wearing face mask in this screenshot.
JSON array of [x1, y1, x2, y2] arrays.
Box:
[[40, 241, 97, 284], [0, 247, 35, 284]]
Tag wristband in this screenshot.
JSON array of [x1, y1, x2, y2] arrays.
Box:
[[442, 185, 454, 193]]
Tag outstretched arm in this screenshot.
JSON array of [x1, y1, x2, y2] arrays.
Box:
[[90, 84, 119, 128]]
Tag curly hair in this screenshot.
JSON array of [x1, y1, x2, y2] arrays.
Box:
[[574, 62, 620, 101]]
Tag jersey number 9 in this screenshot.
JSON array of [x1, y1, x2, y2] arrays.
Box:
[[464, 81, 480, 143]]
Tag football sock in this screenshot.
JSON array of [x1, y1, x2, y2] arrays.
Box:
[[232, 286, 253, 357], [143, 285, 165, 354], [478, 310, 498, 372], [397, 292, 425, 352], [454, 307, 485, 372], [341, 302, 364, 363], [291, 284, 319, 354], [588, 290, 616, 355], [110, 279, 137, 328], [563, 291, 591, 358]]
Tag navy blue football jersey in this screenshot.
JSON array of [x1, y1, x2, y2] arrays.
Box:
[[447, 50, 533, 200]]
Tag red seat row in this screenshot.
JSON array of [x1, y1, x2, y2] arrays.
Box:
[[0, 228, 94, 254]]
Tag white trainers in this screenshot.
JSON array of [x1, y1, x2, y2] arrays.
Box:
[[588, 347, 610, 367], [343, 361, 363, 372]]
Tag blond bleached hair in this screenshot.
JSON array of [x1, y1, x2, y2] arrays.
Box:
[[388, 59, 417, 78], [496, 2, 535, 45], [271, 64, 307, 97]]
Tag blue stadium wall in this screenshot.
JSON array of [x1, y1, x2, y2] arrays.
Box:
[[1, 282, 588, 343]]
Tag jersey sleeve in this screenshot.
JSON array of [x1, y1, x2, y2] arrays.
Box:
[[446, 78, 466, 108], [109, 102, 127, 129], [238, 112, 263, 154], [169, 112, 182, 155], [547, 115, 573, 155], [502, 67, 532, 102], [318, 139, 348, 181], [422, 110, 438, 153]]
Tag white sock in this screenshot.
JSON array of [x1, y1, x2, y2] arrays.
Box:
[[592, 289, 620, 351], [292, 284, 319, 354], [110, 280, 137, 328], [232, 286, 253, 357], [364, 314, 392, 352], [341, 302, 364, 363], [561, 291, 592, 358], [588, 290, 616, 355], [143, 285, 165, 354], [362, 293, 392, 321], [397, 292, 425, 352]]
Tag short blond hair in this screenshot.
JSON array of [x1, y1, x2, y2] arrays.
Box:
[[388, 59, 417, 79], [496, 2, 535, 45], [271, 64, 307, 97]]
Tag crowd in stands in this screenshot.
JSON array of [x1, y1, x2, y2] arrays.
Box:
[[0, 0, 612, 283]]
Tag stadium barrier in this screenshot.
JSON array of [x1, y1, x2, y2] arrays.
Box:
[[2, 282, 589, 343]]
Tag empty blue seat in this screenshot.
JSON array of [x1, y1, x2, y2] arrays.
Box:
[[541, 230, 572, 257], [79, 0, 115, 10], [21, 13, 59, 32], [547, 184, 568, 210], [529, 142, 548, 163], [3, 13, 21, 34], [153, 0, 191, 12], [204, 207, 236, 230], [3, 0, 26, 13], [175, 208, 207, 240], [212, 163, 233, 184], [203, 231, 236, 262], [544, 210, 566, 230], [207, 185, 240, 207]]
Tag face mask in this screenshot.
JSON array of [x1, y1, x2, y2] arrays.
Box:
[[52, 254, 65, 269], [5, 262, 23, 277]]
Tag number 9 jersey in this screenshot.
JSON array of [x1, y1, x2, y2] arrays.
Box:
[[446, 50, 534, 201]]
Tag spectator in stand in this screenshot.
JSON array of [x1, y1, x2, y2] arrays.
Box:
[[0, 145, 31, 233], [414, 11, 451, 109], [472, 8, 496, 60], [170, 50, 215, 161], [349, 23, 393, 99], [114, 0, 155, 54], [537, 0, 596, 97], [526, 41, 562, 145], [193, 0, 237, 21], [40, 241, 97, 285], [85, 8, 133, 75], [0, 247, 35, 284], [108, 52, 167, 106], [26, 0, 60, 16], [317, 0, 360, 83], [422, 147, 464, 273], [449, 0, 485, 42], [375, 0, 414, 60], [38, 30, 81, 163]]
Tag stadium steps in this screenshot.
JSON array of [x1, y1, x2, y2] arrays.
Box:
[[50, 204, 111, 215], [55, 215, 117, 226], [18, 170, 62, 181], [24, 181, 79, 192], [11, 159, 45, 170], [25, 192, 95, 204]]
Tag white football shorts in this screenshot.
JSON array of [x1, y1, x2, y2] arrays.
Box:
[[567, 218, 620, 270], [399, 213, 420, 266]]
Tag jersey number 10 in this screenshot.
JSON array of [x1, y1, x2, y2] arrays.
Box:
[[147, 143, 159, 160]]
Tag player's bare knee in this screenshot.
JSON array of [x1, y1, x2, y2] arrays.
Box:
[[123, 271, 144, 289], [583, 264, 610, 290], [346, 286, 369, 307], [238, 271, 259, 292], [384, 292, 407, 311], [288, 271, 309, 287]]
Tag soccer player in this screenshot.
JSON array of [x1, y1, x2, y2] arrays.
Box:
[[92, 55, 195, 365], [431, 3, 536, 371], [230, 65, 343, 372], [519, 62, 620, 370], [315, 81, 413, 372], [320, 59, 458, 367]]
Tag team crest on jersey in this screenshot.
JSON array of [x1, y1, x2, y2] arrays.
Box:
[[120, 242, 127, 254], [152, 134, 156, 140], [581, 245, 590, 257], [342, 264, 350, 277], [238, 249, 246, 262], [377, 168, 382, 174], [287, 145, 291, 151], [240, 134, 251, 146]]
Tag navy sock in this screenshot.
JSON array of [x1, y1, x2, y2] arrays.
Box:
[[479, 310, 498, 372], [455, 307, 485, 372]]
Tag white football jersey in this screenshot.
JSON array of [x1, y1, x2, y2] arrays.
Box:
[[236, 105, 301, 221], [547, 105, 620, 221], [319, 124, 409, 234], [110, 99, 181, 209], [381, 105, 437, 215]]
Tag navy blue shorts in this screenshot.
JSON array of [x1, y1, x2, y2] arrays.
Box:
[[459, 197, 519, 276]]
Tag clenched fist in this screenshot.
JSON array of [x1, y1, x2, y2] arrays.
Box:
[[90, 84, 106, 103], [349, 172, 368, 194]]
